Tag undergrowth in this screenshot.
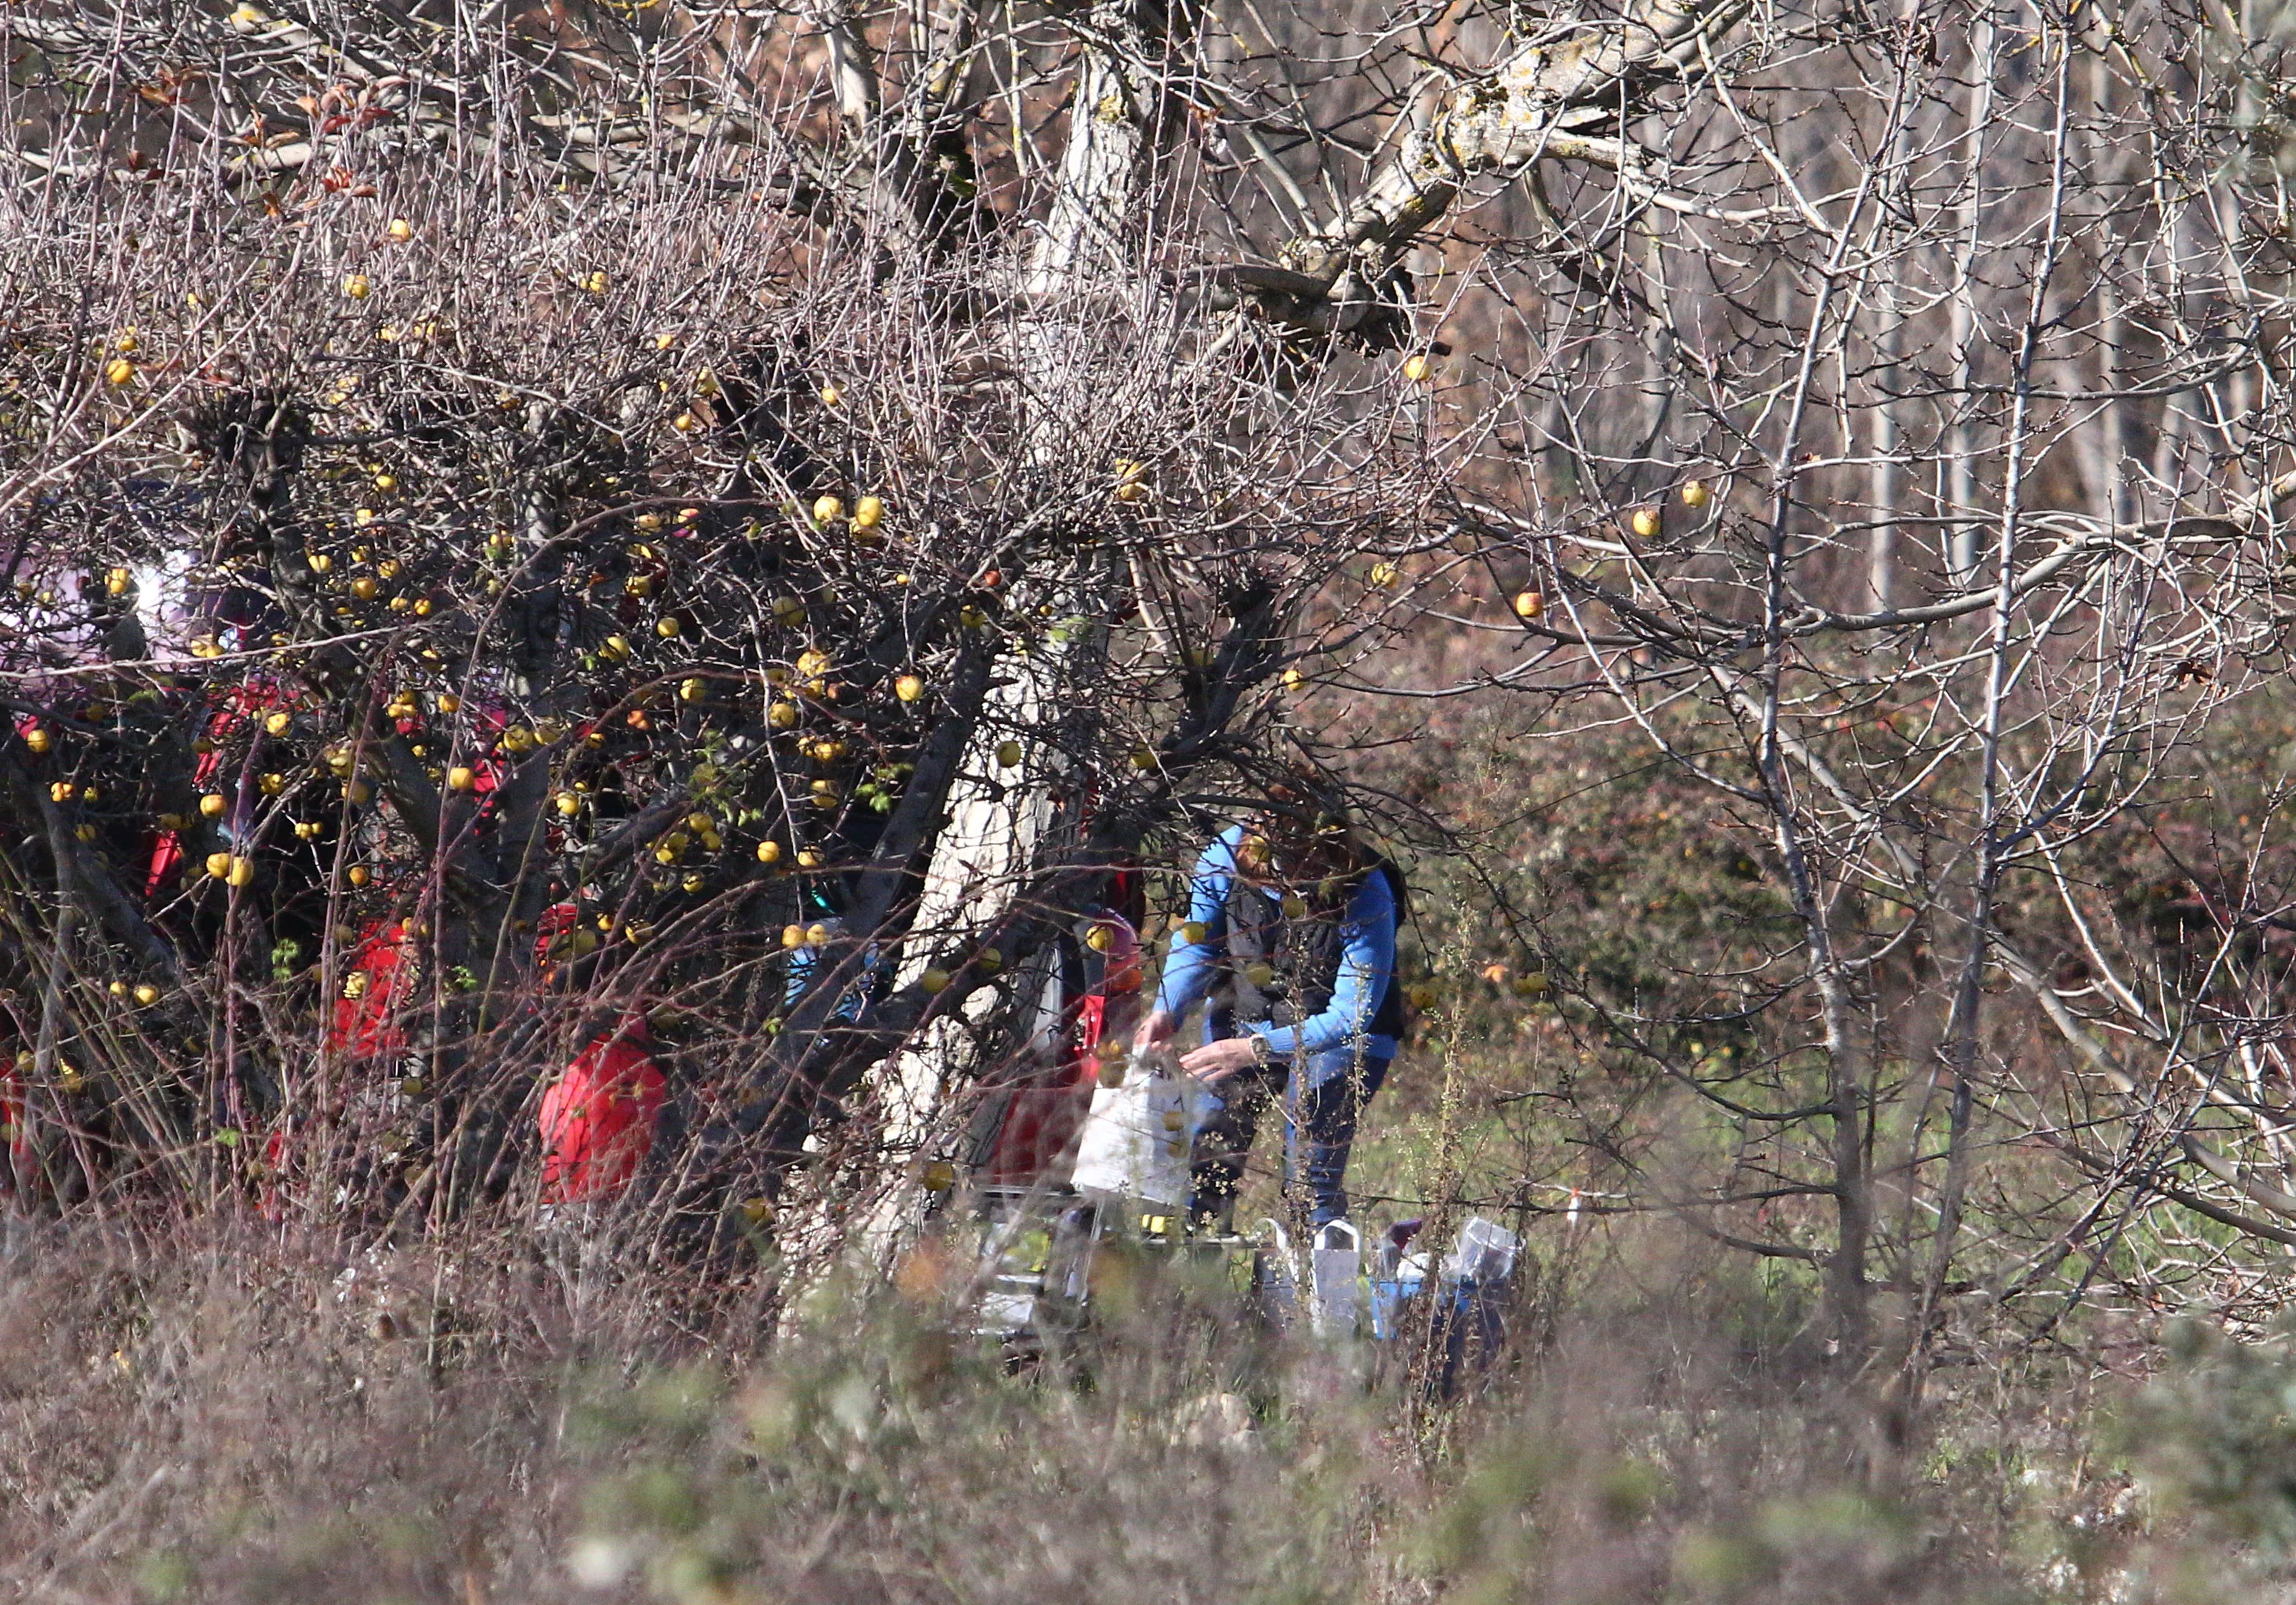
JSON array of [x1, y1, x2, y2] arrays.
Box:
[[3, 1214, 2272, 1604]]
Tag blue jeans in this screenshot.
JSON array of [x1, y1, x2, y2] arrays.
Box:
[[1188, 1045, 1391, 1231]]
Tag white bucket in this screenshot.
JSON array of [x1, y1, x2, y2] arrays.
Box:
[[1310, 1219, 1363, 1335]]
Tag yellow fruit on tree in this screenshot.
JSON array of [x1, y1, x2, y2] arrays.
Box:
[[771, 595, 806, 626], [23, 728, 50, 755], [446, 766, 475, 792], [895, 673, 924, 703], [680, 677, 706, 703], [1402, 353, 1431, 382], [1512, 971, 1549, 996], [817, 384, 841, 406], [1181, 921, 1207, 946], [781, 924, 805, 950], [104, 358, 136, 386], [343, 273, 371, 300], [811, 495, 844, 524], [1245, 961, 1275, 989], [1281, 667, 1305, 690], [656, 616, 680, 638], [133, 984, 158, 1006], [976, 946, 1002, 974], [583, 270, 608, 293], [1630, 507, 1662, 539], [805, 923, 829, 947], [351, 576, 378, 600], [920, 1159, 956, 1191], [1369, 561, 1399, 588], [265, 710, 291, 735], [1129, 748, 1156, 771], [796, 849, 823, 870], [756, 839, 783, 865], [199, 793, 226, 819], [996, 740, 1023, 768], [852, 495, 883, 530], [205, 852, 232, 879], [919, 967, 950, 994], [768, 700, 799, 730], [1085, 923, 1115, 953], [106, 566, 133, 596], [556, 791, 581, 817], [1680, 479, 1712, 508], [1281, 892, 1307, 918], [1513, 590, 1545, 620], [386, 218, 414, 243], [228, 857, 254, 888]]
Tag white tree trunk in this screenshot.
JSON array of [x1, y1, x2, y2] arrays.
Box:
[[850, 6, 1173, 1264]]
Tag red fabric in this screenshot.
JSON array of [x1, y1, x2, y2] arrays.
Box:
[[329, 921, 413, 1058], [257, 1125, 292, 1221], [533, 901, 580, 971], [143, 829, 185, 898], [146, 680, 300, 898], [0, 1062, 30, 1186], [538, 1016, 666, 1202], [981, 911, 1145, 1186]]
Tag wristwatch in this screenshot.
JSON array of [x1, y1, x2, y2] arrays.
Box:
[[1248, 1032, 1273, 1069]]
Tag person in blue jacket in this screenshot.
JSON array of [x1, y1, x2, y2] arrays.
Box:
[[1133, 788, 1404, 1231]]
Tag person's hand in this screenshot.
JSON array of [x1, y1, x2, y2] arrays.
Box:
[[1179, 1037, 1260, 1083], [1133, 1009, 1177, 1056]]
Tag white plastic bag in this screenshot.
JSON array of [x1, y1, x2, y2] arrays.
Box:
[[1070, 1049, 1211, 1209], [1442, 1215, 1520, 1284]]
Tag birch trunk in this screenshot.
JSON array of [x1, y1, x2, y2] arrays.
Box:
[[849, 2, 1193, 1262]]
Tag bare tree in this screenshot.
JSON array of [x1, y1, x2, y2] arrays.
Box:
[[11, 0, 2296, 1366]]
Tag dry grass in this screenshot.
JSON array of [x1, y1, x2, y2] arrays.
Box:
[[0, 1210, 2239, 1605]]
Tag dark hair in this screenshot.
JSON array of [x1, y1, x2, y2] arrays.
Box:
[[1246, 768, 1361, 881]]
